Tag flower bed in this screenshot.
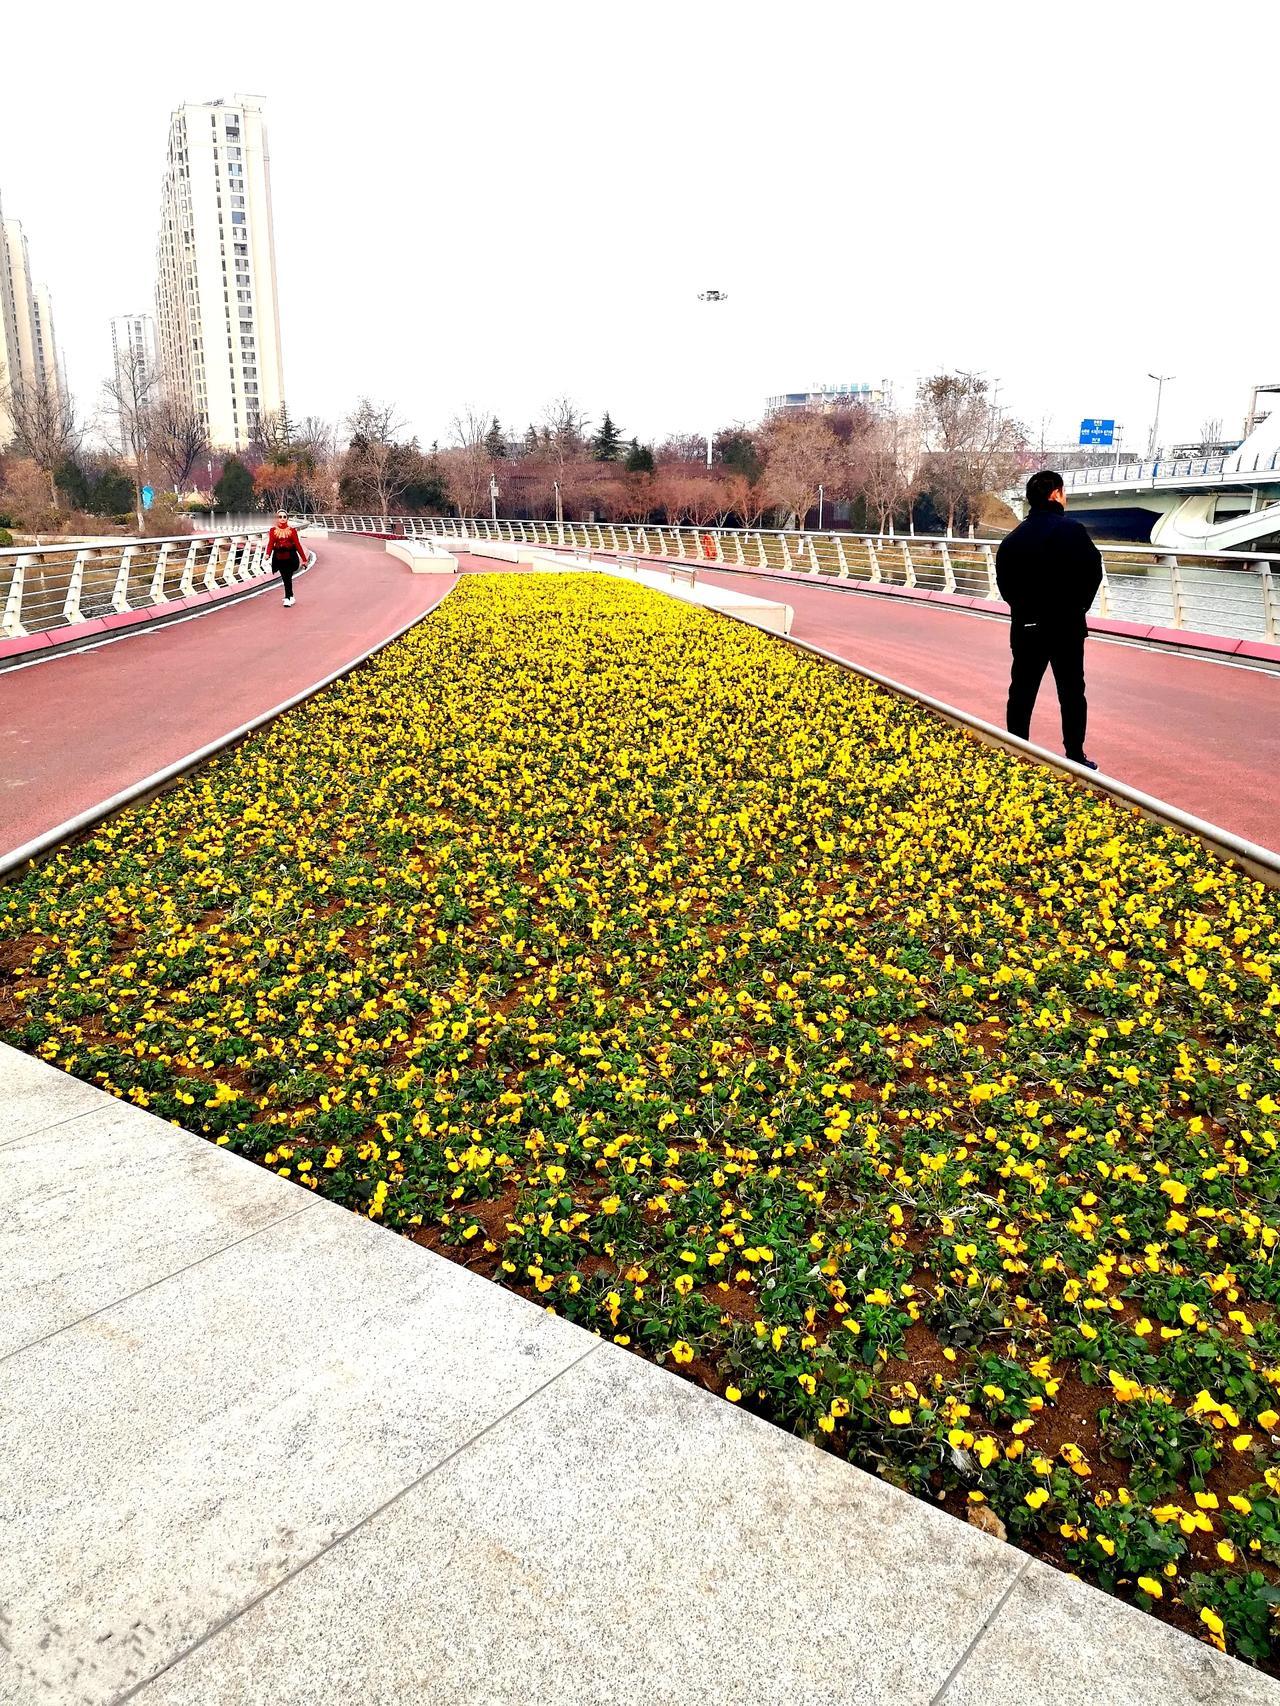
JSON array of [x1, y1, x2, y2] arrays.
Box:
[[4, 574, 1280, 1668]]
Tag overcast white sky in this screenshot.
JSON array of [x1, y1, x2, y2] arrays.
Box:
[[2, 0, 1275, 455]]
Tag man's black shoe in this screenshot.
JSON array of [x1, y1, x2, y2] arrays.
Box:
[[1066, 753, 1098, 771]]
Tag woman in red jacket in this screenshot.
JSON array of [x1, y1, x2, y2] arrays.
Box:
[[266, 512, 306, 606]]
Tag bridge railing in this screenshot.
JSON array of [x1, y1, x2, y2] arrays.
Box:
[[1065, 449, 1280, 490], [0, 528, 271, 640], [314, 515, 1280, 646]]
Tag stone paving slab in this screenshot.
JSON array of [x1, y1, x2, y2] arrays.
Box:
[[128, 1342, 1023, 1706], [0, 1045, 106, 1147], [943, 1559, 1276, 1706], [0, 1093, 306, 1357], [0, 1199, 589, 1704]]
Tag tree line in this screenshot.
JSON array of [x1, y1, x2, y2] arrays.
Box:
[[1, 369, 1029, 542]]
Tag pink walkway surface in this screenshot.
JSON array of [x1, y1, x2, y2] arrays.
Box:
[[0, 538, 457, 858], [700, 567, 1280, 853]]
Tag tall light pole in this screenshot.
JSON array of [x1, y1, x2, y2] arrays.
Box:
[[553, 479, 562, 527], [1147, 372, 1175, 461], [489, 474, 499, 522], [817, 484, 824, 529], [697, 290, 728, 469]]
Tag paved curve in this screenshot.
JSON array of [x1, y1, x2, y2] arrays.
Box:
[[0, 537, 456, 857], [699, 566, 1280, 853]]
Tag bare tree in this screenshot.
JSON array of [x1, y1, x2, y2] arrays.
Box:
[[4, 374, 82, 503], [758, 411, 836, 529], [342, 397, 409, 514], [443, 405, 495, 519], [149, 391, 208, 493], [917, 373, 1024, 534], [102, 343, 159, 529]]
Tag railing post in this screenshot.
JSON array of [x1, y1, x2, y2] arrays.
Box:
[[939, 541, 955, 593], [112, 546, 136, 613], [63, 551, 90, 623], [902, 543, 916, 589], [657, 528, 668, 557], [1255, 560, 1278, 640], [1166, 556, 1184, 628], [204, 539, 222, 592], [807, 537, 820, 575], [2, 557, 30, 636], [1096, 564, 1111, 616], [224, 539, 241, 582], [780, 532, 793, 572], [180, 540, 199, 596], [755, 532, 767, 569], [149, 543, 172, 604], [867, 539, 881, 583], [834, 535, 849, 578], [981, 543, 998, 599]]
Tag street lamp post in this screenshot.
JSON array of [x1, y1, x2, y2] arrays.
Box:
[[489, 475, 499, 522], [1147, 372, 1175, 462], [818, 484, 824, 530], [554, 480, 562, 528], [697, 290, 728, 469]]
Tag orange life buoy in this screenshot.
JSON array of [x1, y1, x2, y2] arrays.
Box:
[[701, 533, 716, 560]]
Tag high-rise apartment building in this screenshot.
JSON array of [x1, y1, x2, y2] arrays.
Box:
[[110, 313, 158, 391], [0, 193, 65, 445], [154, 95, 286, 451]]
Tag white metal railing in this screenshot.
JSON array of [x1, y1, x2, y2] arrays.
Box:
[[1065, 449, 1280, 492], [314, 515, 1280, 645], [0, 528, 271, 641]]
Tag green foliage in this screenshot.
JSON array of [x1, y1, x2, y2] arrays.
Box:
[[592, 411, 624, 462], [0, 527, 11, 547], [1098, 1397, 1219, 1495], [717, 429, 762, 482], [214, 456, 257, 513], [54, 458, 90, 508], [624, 441, 655, 474], [87, 469, 135, 517], [1187, 1570, 1280, 1664], [485, 419, 507, 460]]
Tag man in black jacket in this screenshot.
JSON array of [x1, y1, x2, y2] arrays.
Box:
[[995, 469, 1104, 768]]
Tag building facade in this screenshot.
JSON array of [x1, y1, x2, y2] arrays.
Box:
[[154, 95, 286, 451], [0, 194, 65, 446], [767, 381, 889, 416]]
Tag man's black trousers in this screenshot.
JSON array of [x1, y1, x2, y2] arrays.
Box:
[[1006, 620, 1087, 758]]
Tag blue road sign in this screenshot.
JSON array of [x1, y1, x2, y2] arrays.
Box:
[[141, 485, 154, 509], [1078, 419, 1115, 446]]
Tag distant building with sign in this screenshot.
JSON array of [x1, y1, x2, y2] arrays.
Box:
[[767, 381, 889, 416]]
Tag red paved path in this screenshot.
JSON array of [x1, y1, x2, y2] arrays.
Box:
[[0, 537, 457, 856], [3, 538, 1278, 860], [700, 567, 1280, 852]]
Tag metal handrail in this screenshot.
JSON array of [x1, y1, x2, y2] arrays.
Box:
[[313, 515, 1280, 646], [1065, 449, 1280, 491], [0, 527, 272, 641]]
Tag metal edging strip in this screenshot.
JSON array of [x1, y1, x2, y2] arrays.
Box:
[[0, 578, 456, 884]]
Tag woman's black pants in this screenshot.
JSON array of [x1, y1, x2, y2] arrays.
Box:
[[273, 551, 299, 598]]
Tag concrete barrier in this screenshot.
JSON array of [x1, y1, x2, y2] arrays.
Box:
[[591, 560, 793, 635], [441, 537, 545, 565], [385, 539, 454, 575]]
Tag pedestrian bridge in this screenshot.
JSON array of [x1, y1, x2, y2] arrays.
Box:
[[1050, 405, 1280, 553]]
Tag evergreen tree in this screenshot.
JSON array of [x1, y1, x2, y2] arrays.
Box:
[[624, 440, 655, 474], [524, 424, 540, 453], [592, 411, 624, 462], [214, 455, 257, 513], [485, 417, 507, 459]]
